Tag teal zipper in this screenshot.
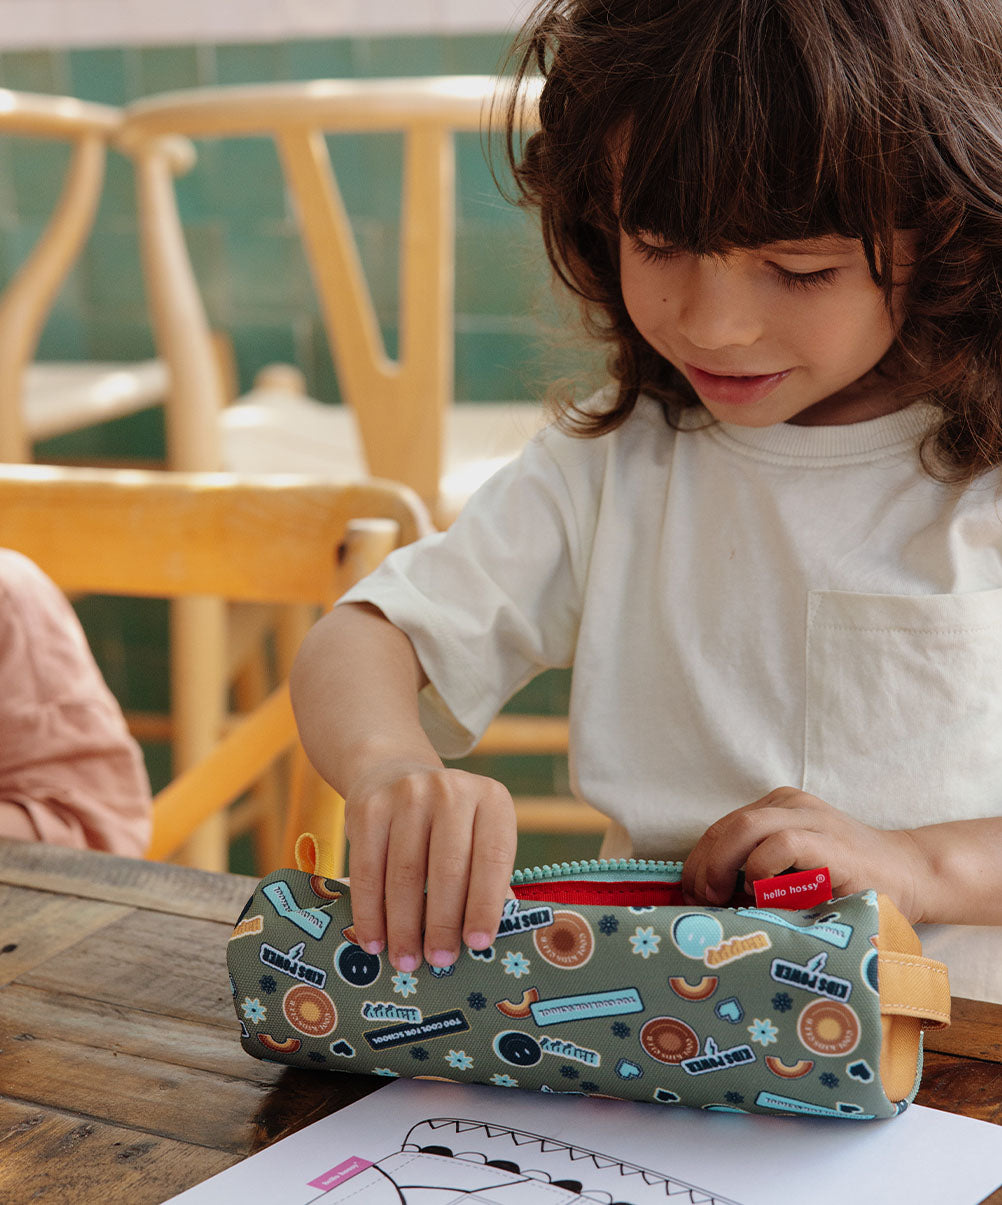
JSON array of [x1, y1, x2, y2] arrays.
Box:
[[511, 857, 684, 886]]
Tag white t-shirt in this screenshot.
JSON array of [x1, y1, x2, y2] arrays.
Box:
[[341, 395, 1002, 1001]]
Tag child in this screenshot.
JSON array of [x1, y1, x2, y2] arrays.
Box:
[[290, 0, 1002, 1002], [0, 550, 152, 856]]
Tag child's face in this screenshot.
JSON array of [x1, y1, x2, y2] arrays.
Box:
[[619, 231, 916, 427]]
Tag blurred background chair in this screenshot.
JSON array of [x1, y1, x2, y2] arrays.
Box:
[[120, 77, 544, 523], [0, 463, 430, 873], [119, 77, 604, 849], [0, 90, 168, 465]]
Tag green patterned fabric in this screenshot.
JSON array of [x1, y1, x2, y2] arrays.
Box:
[[226, 865, 917, 1119]]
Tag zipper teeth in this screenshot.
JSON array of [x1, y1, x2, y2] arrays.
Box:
[[510, 856, 684, 885]]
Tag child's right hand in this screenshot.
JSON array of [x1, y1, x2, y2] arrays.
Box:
[[343, 761, 518, 972]]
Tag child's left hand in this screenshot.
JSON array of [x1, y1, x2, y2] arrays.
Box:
[[682, 787, 926, 922]]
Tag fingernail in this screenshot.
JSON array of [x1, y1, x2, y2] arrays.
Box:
[[429, 949, 455, 968], [364, 940, 384, 955], [466, 931, 492, 951], [704, 886, 723, 905], [394, 953, 420, 972]]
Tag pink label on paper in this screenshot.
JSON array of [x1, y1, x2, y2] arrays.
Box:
[[308, 1156, 373, 1189]]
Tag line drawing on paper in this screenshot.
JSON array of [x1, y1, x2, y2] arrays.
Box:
[[306, 1115, 747, 1204]]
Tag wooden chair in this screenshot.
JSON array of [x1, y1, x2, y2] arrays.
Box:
[[118, 76, 544, 521], [119, 77, 592, 845], [0, 463, 430, 873], [0, 91, 169, 464]]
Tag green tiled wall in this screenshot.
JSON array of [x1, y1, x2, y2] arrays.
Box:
[[1, 32, 604, 869]]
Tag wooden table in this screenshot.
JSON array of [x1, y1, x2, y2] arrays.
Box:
[[1, 839, 1000, 1204]]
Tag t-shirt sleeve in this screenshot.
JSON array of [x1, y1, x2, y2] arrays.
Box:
[[338, 424, 597, 757], [0, 550, 153, 857]]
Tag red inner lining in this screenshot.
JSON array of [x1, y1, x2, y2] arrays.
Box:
[[511, 879, 685, 906]]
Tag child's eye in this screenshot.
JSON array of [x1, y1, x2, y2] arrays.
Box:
[[771, 265, 839, 291], [627, 236, 840, 291], [629, 236, 680, 264]]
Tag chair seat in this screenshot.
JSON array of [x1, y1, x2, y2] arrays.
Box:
[[25, 360, 169, 442], [221, 390, 548, 521]]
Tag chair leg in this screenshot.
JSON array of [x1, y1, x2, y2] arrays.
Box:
[[231, 643, 286, 873], [168, 594, 229, 871], [223, 601, 318, 873]]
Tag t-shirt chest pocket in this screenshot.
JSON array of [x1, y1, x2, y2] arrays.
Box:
[[803, 587, 1002, 828]]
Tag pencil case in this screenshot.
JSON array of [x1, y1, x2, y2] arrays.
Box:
[[226, 834, 951, 1119]]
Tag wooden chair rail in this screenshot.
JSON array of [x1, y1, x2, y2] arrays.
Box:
[[0, 463, 427, 604], [119, 76, 540, 141], [0, 88, 119, 137]]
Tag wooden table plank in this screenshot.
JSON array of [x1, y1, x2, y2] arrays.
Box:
[[916, 1050, 1002, 1126], [0, 884, 130, 986], [0, 983, 268, 1081], [231, 1065, 384, 1152], [0, 1004, 382, 1154], [18, 908, 242, 1028], [0, 839, 255, 924], [925, 997, 1002, 1064], [0, 1027, 282, 1152], [0, 1097, 239, 1205]]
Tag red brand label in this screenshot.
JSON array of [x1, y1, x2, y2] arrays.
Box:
[[753, 867, 832, 910]]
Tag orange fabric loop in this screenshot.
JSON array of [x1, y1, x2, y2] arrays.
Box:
[[294, 830, 337, 878], [878, 949, 952, 1030]]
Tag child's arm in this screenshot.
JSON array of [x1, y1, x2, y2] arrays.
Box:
[[681, 787, 1002, 926], [290, 601, 518, 972], [0, 550, 152, 857]]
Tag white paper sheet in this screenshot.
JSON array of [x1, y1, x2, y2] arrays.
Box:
[[167, 1079, 1002, 1205]]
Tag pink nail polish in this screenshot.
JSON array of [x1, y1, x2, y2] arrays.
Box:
[[466, 931, 492, 951]]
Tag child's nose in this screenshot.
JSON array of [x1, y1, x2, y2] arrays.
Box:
[[675, 258, 763, 350]]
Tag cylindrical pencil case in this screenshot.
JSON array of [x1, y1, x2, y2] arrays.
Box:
[[226, 834, 951, 1119]]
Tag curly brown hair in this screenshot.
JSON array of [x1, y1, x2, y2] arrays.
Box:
[[501, 0, 1002, 482]]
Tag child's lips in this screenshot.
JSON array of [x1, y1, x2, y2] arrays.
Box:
[[684, 363, 793, 406]]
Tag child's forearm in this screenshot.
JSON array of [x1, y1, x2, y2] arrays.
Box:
[[290, 601, 517, 971], [290, 601, 441, 794], [904, 818, 1002, 926]]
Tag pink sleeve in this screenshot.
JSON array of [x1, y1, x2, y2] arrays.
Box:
[[0, 550, 152, 857]]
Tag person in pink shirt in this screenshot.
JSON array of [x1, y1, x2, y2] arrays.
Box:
[[0, 549, 152, 857]]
